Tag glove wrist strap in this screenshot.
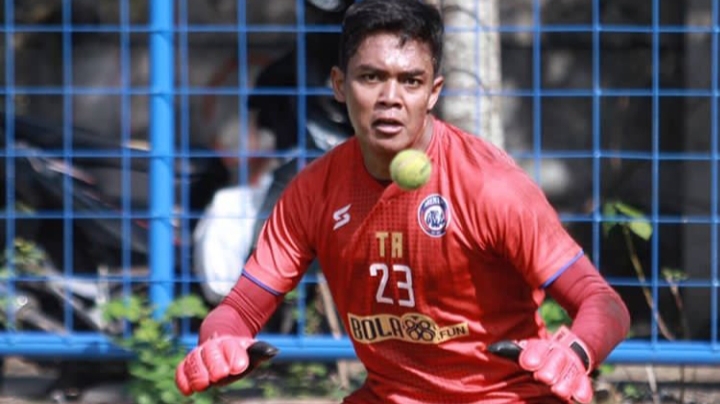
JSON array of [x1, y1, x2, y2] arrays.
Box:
[[554, 326, 593, 373]]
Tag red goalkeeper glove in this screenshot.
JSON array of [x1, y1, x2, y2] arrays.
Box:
[[175, 336, 278, 396], [489, 326, 594, 404]]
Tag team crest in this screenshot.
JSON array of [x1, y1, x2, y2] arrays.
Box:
[[417, 194, 451, 237]]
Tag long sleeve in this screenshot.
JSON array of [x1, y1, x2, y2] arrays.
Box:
[[198, 274, 284, 343], [545, 254, 631, 366]]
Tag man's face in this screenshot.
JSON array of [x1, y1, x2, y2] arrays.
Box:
[[331, 32, 444, 156]]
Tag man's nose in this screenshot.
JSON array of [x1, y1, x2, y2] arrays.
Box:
[[378, 80, 401, 106]]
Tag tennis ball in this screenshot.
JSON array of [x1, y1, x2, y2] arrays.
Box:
[[389, 149, 432, 191]]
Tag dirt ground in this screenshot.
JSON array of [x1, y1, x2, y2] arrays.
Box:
[[2, 357, 720, 404]]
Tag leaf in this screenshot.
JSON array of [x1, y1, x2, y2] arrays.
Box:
[[193, 394, 217, 404], [129, 363, 160, 382], [603, 201, 653, 240], [224, 376, 253, 390], [137, 393, 155, 404], [602, 202, 618, 237], [156, 379, 184, 403], [627, 220, 653, 241], [662, 267, 688, 282], [160, 390, 179, 404], [134, 319, 162, 343], [102, 300, 130, 322], [102, 296, 148, 323], [163, 295, 209, 321], [539, 299, 571, 332], [613, 202, 653, 240], [156, 378, 180, 392], [138, 349, 159, 364], [613, 202, 646, 218], [623, 383, 642, 399], [597, 363, 616, 375]]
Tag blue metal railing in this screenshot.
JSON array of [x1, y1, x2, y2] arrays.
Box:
[[148, 0, 175, 319], [1, 0, 720, 366]]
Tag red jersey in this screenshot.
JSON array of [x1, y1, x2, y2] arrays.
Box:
[[244, 118, 583, 403]]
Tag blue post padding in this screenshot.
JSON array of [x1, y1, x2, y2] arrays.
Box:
[[149, 0, 175, 317]]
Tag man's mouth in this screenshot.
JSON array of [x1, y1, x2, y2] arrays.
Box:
[[372, 118, 404, 135]]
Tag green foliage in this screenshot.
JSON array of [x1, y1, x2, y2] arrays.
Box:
[[662, 267, 687, 283], [621, 383, 644, 400], [102, 294, 220, 404], [539, 298, 571, 333], [0, 238, 49, 328], [602, 201, 653, 241], [0, 238, 48, 276]]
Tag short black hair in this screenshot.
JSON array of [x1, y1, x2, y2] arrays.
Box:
[[338, 0, 444, 75]]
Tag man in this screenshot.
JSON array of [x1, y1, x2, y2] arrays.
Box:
[[175, 0, 631, 403]]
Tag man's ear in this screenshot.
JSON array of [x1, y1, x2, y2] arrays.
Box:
[[331, 66, 346, 103], [427, 75, 444, 111]]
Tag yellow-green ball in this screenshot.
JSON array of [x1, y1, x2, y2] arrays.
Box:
[[389, 149, 432, 191]]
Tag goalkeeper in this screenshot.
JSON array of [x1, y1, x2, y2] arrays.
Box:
[[176, 0, 630, 402]]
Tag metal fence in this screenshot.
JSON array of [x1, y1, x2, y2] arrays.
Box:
[[1, 0, 720, 366]]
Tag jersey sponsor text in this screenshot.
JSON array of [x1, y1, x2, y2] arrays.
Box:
[[348, 312, 469, 344]]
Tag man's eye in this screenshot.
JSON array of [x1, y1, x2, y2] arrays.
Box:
[[402, 77, 422, 87], [362, 74, 379, 82]]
